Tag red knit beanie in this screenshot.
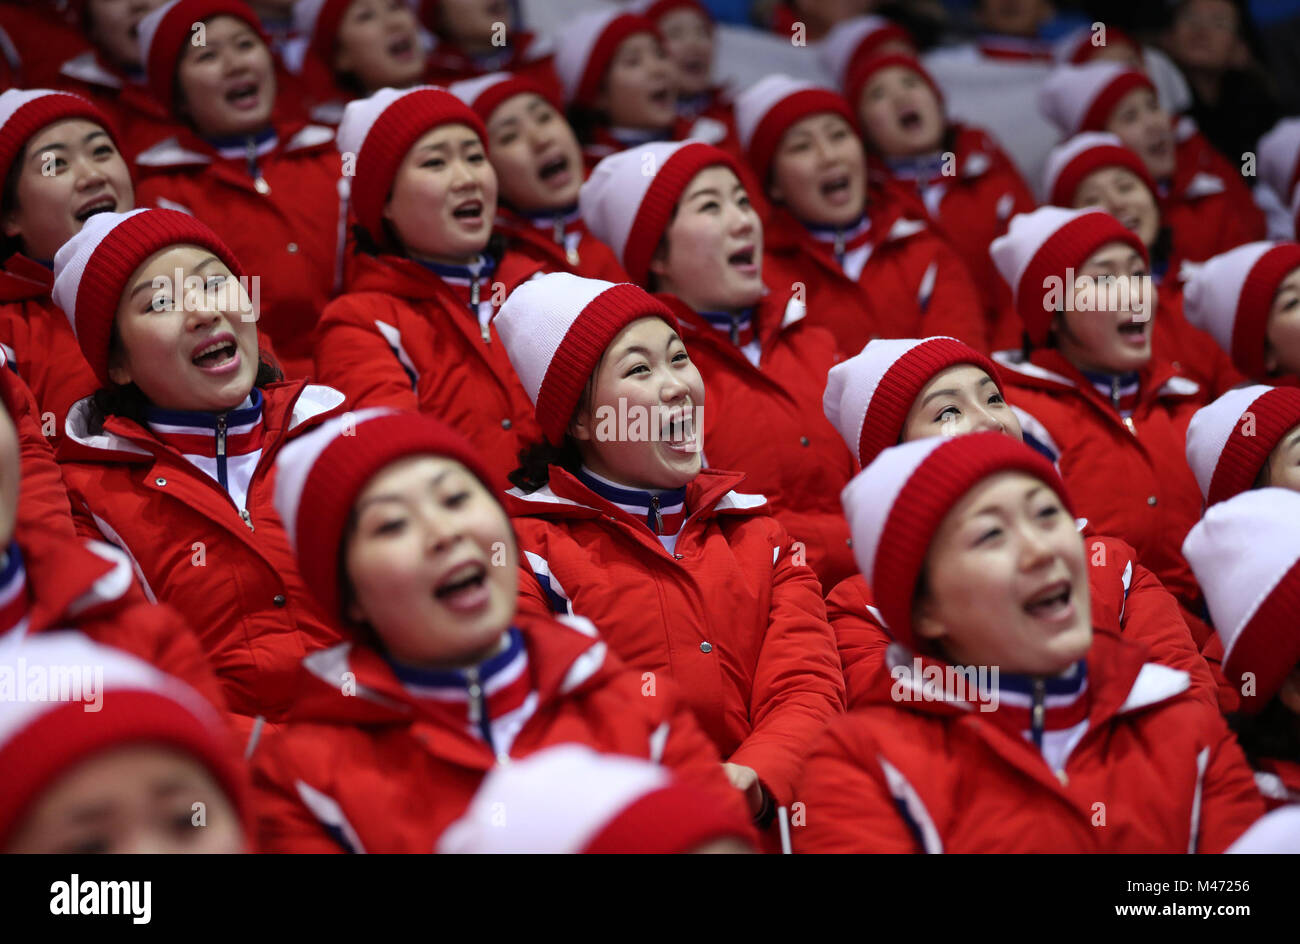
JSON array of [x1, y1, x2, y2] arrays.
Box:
[[273, 409, 496, 626], [1043, 131, 1157, 209], [845, 52, 943, 119], [733, 75, 857, 186], [51, 209, 248, 387], [139, 0, 270, 116], [0, 89, 120, 182], [448, 72, 561, 125]]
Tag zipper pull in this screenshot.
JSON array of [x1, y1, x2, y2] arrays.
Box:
[[729, 313, 741, 346], [216, 414, 227, 459], [1109, 376, 1121, 411], [553, 216, 565, 247], [650, 494, 663, 534], [465, 666, 483, 725], [1031, 678, 1046, 750], [471, 280, 490, 343], [246, 137, 269, 194], [833, 228, 845, 259], [239, 507, 254, 531]]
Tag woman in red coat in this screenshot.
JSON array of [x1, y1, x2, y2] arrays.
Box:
[[1039, 62, 1266, 266], [131, 0, 344, 379], [250, 409, 749, 852], [850, 53, 1037, 347], [796, 432, 1266, 852], [494, 272, 846, 831], [1182, 240, 1300, 385], [579, 140, 857, 588], [52, 208, 348, 743], [1042, 130, 1242, 397], [819, 335, 1220, 710], [313, 85, 549, 485], [0, 89, 131, 442], [732, 74, 988, 356], [448, 72, 628, 282], [1185, 488, 1300, 809], [638, 0, 737, 137], [989, 206, 1209, 617]]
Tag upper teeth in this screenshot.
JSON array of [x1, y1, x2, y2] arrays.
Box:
[[195, 340, 230, 358]]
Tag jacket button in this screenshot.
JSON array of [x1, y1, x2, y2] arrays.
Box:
[[700, 641, 712, 653], [154, 477, 167, 487], [799, 436, 810, 446], [674, 553, 684, 560], [286, 242, 298, 253], [1146, 496, 1158, 506], [273, 594, 287, 607], [501, 418, 512, 429]]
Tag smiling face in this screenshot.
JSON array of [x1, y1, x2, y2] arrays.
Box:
[[902, 365, 1023, 443], [87, 0, 167, 70], [769, 112, 867, 226], [108, 244, 260, 412], [2, 119, 134, 263], [1072, 166, 1160, 249], [597, 33, 677, 130], [914, 471, 1092, 675], [856, 65, 945, 158], [485, 93, 583, 211], [1265, 267, 1300, 377], [1055, 240, 1155, 374], [571, 316, 706, 490], [345, 455, 518, 668], [4, 745, 245, 854], [383, 123, 496, 264], [175, 15, 276, 137], [649, 165, 764, 311], [658, 7, 714, 97], [334, 0, 424, 93], [1105, 87, 1176, 181]]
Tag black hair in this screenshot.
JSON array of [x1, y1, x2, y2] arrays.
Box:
[[507, 369, 599, 492], [1229, 694, 1300, 766], [1, 142, 26, 261], [566, 104, 609, 148]]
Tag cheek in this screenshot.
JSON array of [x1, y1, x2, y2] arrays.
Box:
[[669, 220, 722, 270]]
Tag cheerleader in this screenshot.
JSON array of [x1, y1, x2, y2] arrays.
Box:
[[495, 272, 846, 828]]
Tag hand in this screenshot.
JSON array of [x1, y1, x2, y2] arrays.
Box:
[[722, 762, 766, 817]]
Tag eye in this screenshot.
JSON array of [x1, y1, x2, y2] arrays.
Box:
[[625, 363, 651, 377], [60, 835, 110, 855], [934, 405, 959, 422], [672, 350, 690, 363], [468, 152, 486, 164], [375, 518, 406, 535], [1036, 505, 1061, 521], [737, 194, 752, 209], [206, 275, 228, 290], [988, 392, 1005, 405], [444, 491, 470, 508], [421, 157, 446, 169], [699, 200, 720, 212], [536, 110, 552, 125], [975, 526, 1003, 545], [498, 132, 517, 146], [150, 294, 173, 313], [172, 811, 195, 833], [93, 143, 115, 158]]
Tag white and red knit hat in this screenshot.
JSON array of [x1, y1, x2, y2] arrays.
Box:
[[1258, 117, 1300, 209], [0, 88, 119, 180], [1038, 62, 1156, 136], [292, 0, 354, 68], [437, 744, 754, 854], [138, 0, 269, 115], [0, 632, 250, 848], [1052, 23, 1141, 65], [990, 205, 1148, 347], [336, 85, 488, 244], [579, 140, 745, 286], [273, 408, 496, 626], [819, 14, 913, 91], [1042, 131, 1156, 208], [841, 431, 1072, 646], [51, 208, 247, 386], [733, 74, 856, 185], [494, 273, 681, 445], [845, 52, 942, 120], [1183, 487, 1300, 714], [823, 337, 1001, 467], [1182, 240, 1300, 379], [1185, 384, 1300, 505], [447, 71, 560, 124], [552, 8, 658, 108]]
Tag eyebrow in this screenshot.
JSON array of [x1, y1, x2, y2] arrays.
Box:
[[969, 485, 1046, 519], [920, 388, 959, 407], [616, 334, 682, 362], [1287, 430, 1300, 451], [129, 255, 222, 300], [355, 470, 454, 512]]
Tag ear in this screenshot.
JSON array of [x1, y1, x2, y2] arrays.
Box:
[[106, 346, 132, 388], [768, 179, 784, 205], [1278, 668, 1300, 715], [647, 238, 671, 281], [911, 595, 949, 647], [1264, 341, 1279, 376], [334, 45, 354, 75], [568, 402, 594, 442]]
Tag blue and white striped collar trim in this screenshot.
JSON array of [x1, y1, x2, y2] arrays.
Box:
[[145, 389, 262, 433], [801, 212, 871, 243], [205, 127, 278, 161], [995, 660, 1088, 705], [515, 203, 581, 228], [385, 627, 524, 695], [416, 254, 497, 285], [885, 152, 946, 179], [577, 466, 686, 513], [608, 125, 673, 145], [698, 308, 754, 330]]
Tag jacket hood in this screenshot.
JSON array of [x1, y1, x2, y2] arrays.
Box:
[[993, 348, 1201, 403]]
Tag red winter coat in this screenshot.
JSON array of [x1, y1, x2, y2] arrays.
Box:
[[826, 534, 1219, 711], [872, 124, 1036, 349], [312, 251, 547, 486], [56, 380, 349, 737], [134, 123, 345, 379], [0, 347, 75, 539], [0, 4, 90, 90], [763, 194, 989, 356], [53, 51, 182, 162], [505, 466, 846, 806], [494, 207, 629, 282], [995, 349, 1207, 609], [1161, 120, 1267, 266], [249, 615, 749, 852], [794, 632, 1266, 852], [19, 527, 225, 713], [658, 291, 857, 588], [1153, 284, 1243, 399], [0, 255, 99, 447]]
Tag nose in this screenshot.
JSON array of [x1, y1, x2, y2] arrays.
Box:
[[971, 404, 1006, 434], [418, 504, 460, 554], [659, 367, 690, 404], [1017, 522, 1056, 572]]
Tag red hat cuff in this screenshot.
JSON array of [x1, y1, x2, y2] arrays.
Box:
[[1232, 244, 1300, 380], [1079, 70, 1154, 133], [749, 88, 855, 184]]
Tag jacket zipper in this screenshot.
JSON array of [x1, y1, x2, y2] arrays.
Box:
[[833, 227, 845, 261], [650, 494, 663, 533], [729, 312, 741, 346], [1031, 678, 1046, 751], [215, 415, 229, 491], [464, 665, 496, 755], [246, 137, 269, 194], [471, 278, 490, 343]]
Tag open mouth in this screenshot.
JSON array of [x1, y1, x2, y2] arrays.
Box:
[[682, 57, 708, 76], [434, 561, 490, 611], [1118, 320, 1148, 341], [74, 196, 116, 223], [538, 154, 569, 182], [225, 81, 260, 109], [1023, 580, 1072, 620], [820, 175, 851, 199], [387, 35, 415, 58], [661, 408, 698, 452], [898, 109, 922, 131], [191, 337, 238, 370], [452, 199, 484, 223], [727, 245, 756, 270], [649, 87, 673, 107], [1118, 213, 1141, 231]]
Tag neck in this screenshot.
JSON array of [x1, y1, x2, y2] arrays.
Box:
[[577, 459, 689, 494], [388, 628, 511, 673], [410, 249, 487, 269]]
